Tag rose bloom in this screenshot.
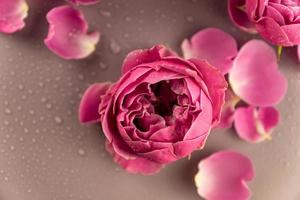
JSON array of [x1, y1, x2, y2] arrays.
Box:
[[79, 45, 227, 174], [228, 0, 300, 46]]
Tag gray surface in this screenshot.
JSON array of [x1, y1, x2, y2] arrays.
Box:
[[0, 0, 300, 199]]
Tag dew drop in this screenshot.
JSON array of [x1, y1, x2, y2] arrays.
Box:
[[78, 148, 86, 156], [4, 108, 12, 115], [99, 62, 108, 70], [18, 84, 24, 90], [99, 10, 111, 17], [10, 145, 15, 151], [54, 116, 63, 125], [46, 103, 52, 109], [110, 40, 122, 54], [186, 16, 194, 22]]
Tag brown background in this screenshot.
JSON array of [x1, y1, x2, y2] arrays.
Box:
[[0, 0, 300, 199]]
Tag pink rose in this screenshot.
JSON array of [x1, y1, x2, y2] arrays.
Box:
[[228, 0, 300, 46], [79, 45, 227, 174]]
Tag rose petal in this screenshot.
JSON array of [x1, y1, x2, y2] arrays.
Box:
[[68, 0, 100, 5], [44, 5, 100, 60], [195, 151, 255, 200], [79, 82, 111, 124], [298, 45, 300, 63], [106, 142, 162, 175], [181, 28, 238, 74], [122, 45, 177, 75], [234, 106, 280, 143], [189, 59, 228, 126], [227, 0, 257, 33], [217, 89, 240, 129], [255, 17, 293, 46], [229, 40, 287, 106], [0, 0, 29, 34]]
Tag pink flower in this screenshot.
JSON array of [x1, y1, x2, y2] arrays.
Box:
[[79, 45, 227, 174], [228, 0, 300, 46], [195, 151, 255, 200], [44, 6, 100, 60], [0, 0, 29, 34]]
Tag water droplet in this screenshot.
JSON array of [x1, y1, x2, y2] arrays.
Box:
[[32, 138, 36, 143], [10, 145, 15, 151], [29, 110, 35, 115], [110, 40, 121, 54], [78, 74, 84, 81], [99, 10, 111, 17], [54, 116, 63, 125], [18, 84, 24, 90], [27, 189, 32, 193], [125, 16, 132, 22], [4, 176, 8, 181], [78, 148, 86, 156], [46, 104, 52, 109], [4, 108, 12, 115], [41, 97, 47, 103], [186, 16, 194, 22], [99, 62, 108, 70]]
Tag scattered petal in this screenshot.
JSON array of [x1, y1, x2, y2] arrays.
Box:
[[234, 106, 280, 143], [227, 0, 257, 33], [0, 0, 29, 33], [182, 28, 238, 74], [44, 6, 100, 60], [195, 151, 255, 200], [79, 82, 111, 124], [229, 40, 287, 107], [68, 0, 101, 5], [217, 89, 240, 129]]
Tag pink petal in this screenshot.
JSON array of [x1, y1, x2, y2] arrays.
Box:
[[255, 17, 293, 46], [229, 40, 288, 106], [106, 142, 162, 175], [44, 6, 100, 60], [298, 45, 300, 63], [227, 0, 257, 33], [217, 89, 240, 129], [195, 151, 255, 200], [189, 59, 228, 126], [79, 82, 111, 124], [0, 0, 29, 34], [234, 106, 280, 143], [68, 0, 101, 5], [122, 45, 177, 75], [181, 28, 238, 74]]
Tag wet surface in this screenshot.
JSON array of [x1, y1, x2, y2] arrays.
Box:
[[0, 0, 300, 199]]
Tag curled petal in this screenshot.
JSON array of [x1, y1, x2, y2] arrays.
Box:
[[79, 82, 111, 124], [234, 106, 280, 143], [181, 28, 238, 74], [227, 0, 257, 33], [44, 6, 100, 60], [195, 151, 255, 200], [68, 0, 101, 5], [217, 89, 240, 129], [0, 0, 29, 33], [229, 40, 287, 106], [255, 17, 293, 46], [122, 45, 177, 75], [190, 59, 228, 126], [105, 142, 162, 175]]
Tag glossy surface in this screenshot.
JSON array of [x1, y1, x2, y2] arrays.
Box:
[[1, 0, 300, 199]]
